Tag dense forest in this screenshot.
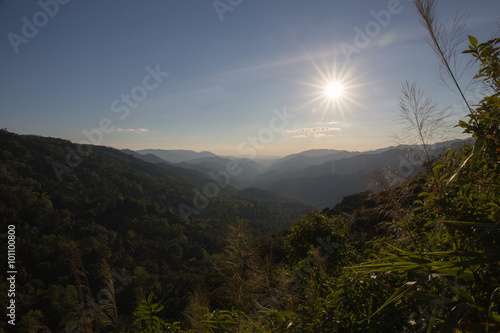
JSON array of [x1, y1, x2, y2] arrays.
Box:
[[2, 8, 500, 333], [0, 127, 316, 332]]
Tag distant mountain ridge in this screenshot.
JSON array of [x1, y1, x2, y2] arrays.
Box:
[[263, 150, 359, 173], [124, 139, 468, 207], [135, 149, 217, 163], [121, 149, 170, 164]]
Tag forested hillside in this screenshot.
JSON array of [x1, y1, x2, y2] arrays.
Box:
[[0, 130, 312, 332]]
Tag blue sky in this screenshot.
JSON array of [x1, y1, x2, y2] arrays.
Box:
[[1, 0, 499, 156]]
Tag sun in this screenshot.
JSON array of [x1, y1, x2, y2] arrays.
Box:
[[294, 53, 368, 120], [325, 82, 343, 99]]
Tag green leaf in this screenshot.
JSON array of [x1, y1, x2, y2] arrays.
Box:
[[468, 35, 479, 48], [442, 220, 499, 229], [470, 136, 485, 166], [445, 279, 478, 306], [368, 274, 430, 319], [440, 302, 470, 332], [432, 163, 446, 179], [445, 152, 472, 188]]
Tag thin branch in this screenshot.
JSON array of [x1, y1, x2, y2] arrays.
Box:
[[412, 0, 477, 122]]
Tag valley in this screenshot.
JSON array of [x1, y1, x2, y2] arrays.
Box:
[[124, 139, 465, 207]]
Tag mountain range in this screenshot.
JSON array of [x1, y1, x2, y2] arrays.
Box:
[[123, 139, 467, 207]]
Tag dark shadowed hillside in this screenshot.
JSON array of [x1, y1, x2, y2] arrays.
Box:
[[0, 130, 312, 331]]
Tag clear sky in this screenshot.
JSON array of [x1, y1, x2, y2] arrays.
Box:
[[1, 0, 499, 156]]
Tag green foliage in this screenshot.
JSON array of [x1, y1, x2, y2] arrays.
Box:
[[0, 130, 311, 332], [462, 36, 500, 166], [352, 35, 500, 332], [133, 292, 181, 333], [292, 271, 419, 332], [283, 211, 353, 271], [196, 307, 295, 333]]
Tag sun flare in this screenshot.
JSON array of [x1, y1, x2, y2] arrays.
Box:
[[295, 54, 368, 121], [325, 82, 343, 99]]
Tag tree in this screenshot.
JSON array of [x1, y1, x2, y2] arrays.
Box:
[[283, 211, 352, 271]]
